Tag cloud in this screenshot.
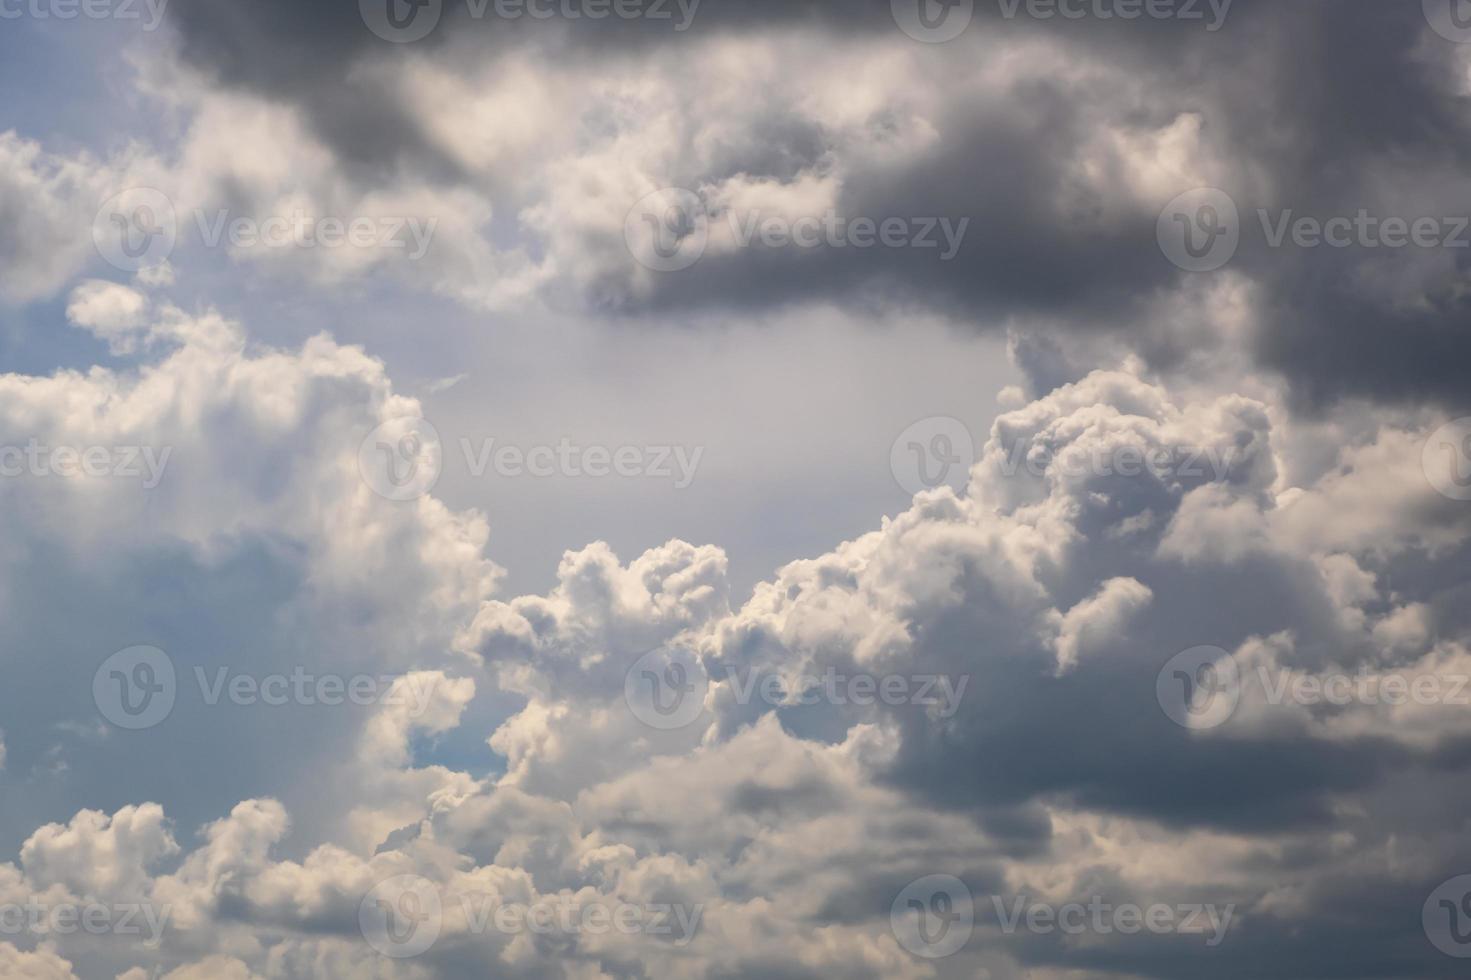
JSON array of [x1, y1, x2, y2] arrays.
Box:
[[3, 8, 1471, 977], [78, 2, 1463, 410], [0, 312, 1467, 975], [0, 943, 78, 980]]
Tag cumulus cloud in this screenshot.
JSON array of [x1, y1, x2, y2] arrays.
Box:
[[2, 5, 1469, 979], [5, 3, 1419, 407], [0, 289, 1467, 976]]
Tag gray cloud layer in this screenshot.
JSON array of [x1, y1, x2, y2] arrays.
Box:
[[149, 0, 1471, 408]]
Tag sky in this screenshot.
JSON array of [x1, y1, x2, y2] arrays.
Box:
[[1, 1, 1471, 978]]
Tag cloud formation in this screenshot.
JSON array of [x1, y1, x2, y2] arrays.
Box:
[[2, 3, 1470, 978]]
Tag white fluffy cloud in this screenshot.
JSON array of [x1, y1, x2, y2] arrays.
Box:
[[3, 27, 1471, 971], [0, 288, 1466, 977]]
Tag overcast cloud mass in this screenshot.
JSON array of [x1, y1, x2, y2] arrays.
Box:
[[2, 1, 1471, 977]]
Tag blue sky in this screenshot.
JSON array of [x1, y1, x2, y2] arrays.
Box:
[[2, 3, 1471, 979]]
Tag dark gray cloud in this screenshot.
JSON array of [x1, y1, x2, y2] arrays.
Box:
[[155, 0, 1471, 410]]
